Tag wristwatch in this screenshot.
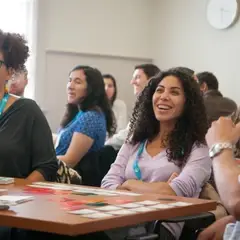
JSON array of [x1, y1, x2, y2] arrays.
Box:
[[209, 142, 233, 158]]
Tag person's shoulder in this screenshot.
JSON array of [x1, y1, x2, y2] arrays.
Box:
[[15, 98, 44, 117], [82, 110, 104, 118], [119, 142, 140, 155], [191, 142, 208, 152], [222, 96, 237, 107], [113, 99, 127, 109], [79, 110, 105, 123], [12, 97, 39, 110]]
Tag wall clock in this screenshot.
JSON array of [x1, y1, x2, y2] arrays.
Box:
[[207, 0, 239, 29]]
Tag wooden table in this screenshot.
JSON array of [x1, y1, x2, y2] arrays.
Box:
[[0, 179, 217, 236]]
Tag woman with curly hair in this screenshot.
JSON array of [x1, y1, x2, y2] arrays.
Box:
[[102, 68, 212, 240], [0, 29, 58, 182]]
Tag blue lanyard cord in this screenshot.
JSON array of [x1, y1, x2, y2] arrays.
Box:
[[64, 111, 83, 129], [0, 93, 9, 115], [133, 141, 146, 180]]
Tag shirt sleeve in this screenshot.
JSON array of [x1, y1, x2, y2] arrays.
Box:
[[75, 111, 103, 140], [105, 123, 129, 150], [113, 99, 128, 132], [169, 144, 212, 198], [101, 143, 132, 189], [30, 101, 58, 181]]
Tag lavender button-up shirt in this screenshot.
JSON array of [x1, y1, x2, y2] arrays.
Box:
[[101, 142, 212, 239]]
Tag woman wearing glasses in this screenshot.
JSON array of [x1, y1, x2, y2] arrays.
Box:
[[0, 29, 58, 182], [102, 68, 212, 240]]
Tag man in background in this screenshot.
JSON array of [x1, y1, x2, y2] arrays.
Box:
[[196, 71, 237, 124], [9, 66, 28, 97], [105, 63, 161, 151], [198, 117, 240, 240]]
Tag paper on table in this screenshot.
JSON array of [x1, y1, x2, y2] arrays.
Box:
[[69, 209, 99, 215], [117, 203, 141, 208], [130, 207, 155, 212], [148, 204, 173, 209], [28, 184, 73, 191], [168, 202, 193, 207], [96, 205, 122, 211], [137, 200, 160, 206], [0, 177, 14, 184], [0, 195, 34, 205], [82, 212, 113, 218], [109, 209, 136, 215]]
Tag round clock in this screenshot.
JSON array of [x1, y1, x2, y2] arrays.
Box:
[[207, 0, 239, 29]]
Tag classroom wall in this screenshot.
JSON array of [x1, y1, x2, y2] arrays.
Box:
[[153, 0, 240, 104], [34, 0, 154, 112]]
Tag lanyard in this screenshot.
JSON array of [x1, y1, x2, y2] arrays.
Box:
[[133, 141, 146, 180], [0, 93, 9, 115]]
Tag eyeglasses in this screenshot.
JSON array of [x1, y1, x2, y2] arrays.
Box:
[[0, 60, 5, 68]]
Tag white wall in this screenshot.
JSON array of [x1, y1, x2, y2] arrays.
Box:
[[34, 0, 154, 112], [153, 0, 240, 104], [45, 0, 153, 59]]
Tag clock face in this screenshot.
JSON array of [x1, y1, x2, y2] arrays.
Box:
[[207, 0, 239, 29]]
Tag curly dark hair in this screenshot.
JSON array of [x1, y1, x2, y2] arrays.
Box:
[[0, 29, 29, 71], [127, 67, 208, 166], [60, 65, 116, 136]]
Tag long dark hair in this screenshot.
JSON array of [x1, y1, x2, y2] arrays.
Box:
[[127, 68, 208, 166], [102, 74, 117, 105], [60, 65, 116, 136]]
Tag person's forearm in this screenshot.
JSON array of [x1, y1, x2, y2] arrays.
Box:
[[52, 133, 57, 145], [26, 170, 45, 183], [213, 149, 240, 218], [58, 155, 77, 168], [124, 180, 176, 195]]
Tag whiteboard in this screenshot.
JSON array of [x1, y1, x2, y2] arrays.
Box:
[[44, 50, 152, 132]]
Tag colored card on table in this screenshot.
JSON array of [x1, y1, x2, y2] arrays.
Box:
[[86, 202, 109, 207], [106, 199, 133, 205]]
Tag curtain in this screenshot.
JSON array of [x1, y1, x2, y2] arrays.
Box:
[[0, 0, 37, 99]]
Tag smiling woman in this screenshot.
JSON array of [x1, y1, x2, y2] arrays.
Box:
[[102, 68, 211, 240], [55, 65, 116, 169]]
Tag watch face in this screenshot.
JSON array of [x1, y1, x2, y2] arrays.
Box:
[[209, 143, 220, 158]]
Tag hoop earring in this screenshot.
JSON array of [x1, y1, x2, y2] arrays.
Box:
[[4, 81, 8, 94]]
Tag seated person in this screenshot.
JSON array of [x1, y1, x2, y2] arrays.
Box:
[[103, 74, 128, 133], [105, 64, 161, 151], [102, 68, 212, 240], [0, 29, 58, 182], [9, 66, 28, 97], [54, 66, 116, 168], [196, 71, 237, 125], [198, 114, 240, 240]]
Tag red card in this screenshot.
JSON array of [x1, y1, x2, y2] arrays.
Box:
[[106, 199, 133, 204], [24, 186, 55, 194]]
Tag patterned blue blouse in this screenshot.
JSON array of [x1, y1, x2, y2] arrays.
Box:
[[55, 110, 106, 156]]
